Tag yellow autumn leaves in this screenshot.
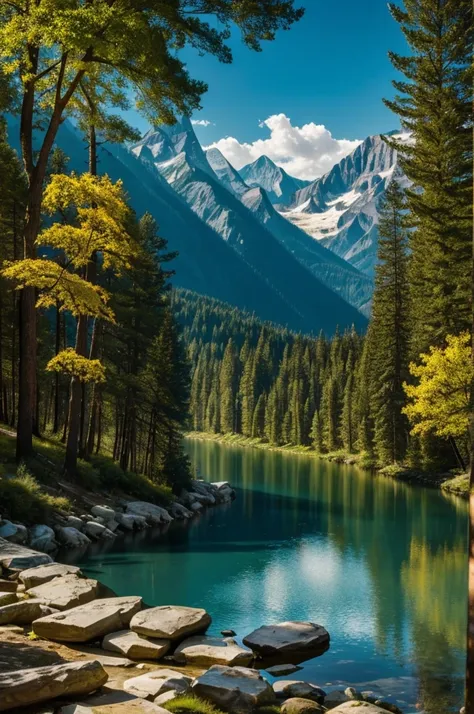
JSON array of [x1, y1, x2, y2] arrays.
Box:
[[403, 332, 473, 442], [2, 172, 136, 384]]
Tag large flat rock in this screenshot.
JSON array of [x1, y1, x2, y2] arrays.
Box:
[[0, 599, 58, 625], [102, 630, 170, 660], [130, 605, 211, 640], [123, 668, 192, 700], [33, 596, 142, 642], [27, 573, 99, 610], [0, 537, 53, 571], [0, 659, 108, 711], [192, 664, 276, 713], [175, 635, 253, 666], [243, 621, 330, 658], [20, 562, 81, 589]]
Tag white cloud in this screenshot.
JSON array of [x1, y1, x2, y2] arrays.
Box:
[[191, 119, 214, 127], [204, 113, 362, 181]]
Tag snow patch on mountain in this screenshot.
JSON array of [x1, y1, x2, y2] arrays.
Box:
[[279, 134, 410, 275]]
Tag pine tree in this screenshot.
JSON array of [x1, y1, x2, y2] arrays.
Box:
[[384, 0, 472, 353], [251, 393, 266, 439], [310, 410, 324, 453], [219, 338, 238, 433], [369, 181, 411, 464]]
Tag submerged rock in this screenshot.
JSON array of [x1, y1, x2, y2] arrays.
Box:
[[0, 660, 108, 712], [130, 605, 211, 640], [33, 595, 142, 642], [266, 663, 302, 676], [273, 680, 326, 703], [192, 664, 276, 713]]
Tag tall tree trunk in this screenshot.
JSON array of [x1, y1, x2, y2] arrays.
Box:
[[52, 302, 61, 433], [465, 195, 474, 714], [64, 123, 97, 475], [64, 316, 87, 475]]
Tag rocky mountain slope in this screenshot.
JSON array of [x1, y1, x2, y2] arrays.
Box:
[[239, 154, 309, 206], [279, 133, 411, 275]]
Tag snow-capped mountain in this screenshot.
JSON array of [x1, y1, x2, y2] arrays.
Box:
[[130, 119, 367, 334], [240, 186, 373, 313], [280, 134, 410, 275], [205, 147, 249, 196], [240, 155, 309, 206]]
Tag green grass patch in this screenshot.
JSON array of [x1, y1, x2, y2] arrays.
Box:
[[0, 466, 71, 524], [90, 455, 172, 504], [256, 706, 281, 714], [163, 694, 226, 714], [441, 472, 470, 497]]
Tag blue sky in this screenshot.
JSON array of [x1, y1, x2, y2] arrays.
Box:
[[127, 1, 407, 180]]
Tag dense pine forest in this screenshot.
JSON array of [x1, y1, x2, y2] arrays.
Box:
[[0, 0, 470, 490]]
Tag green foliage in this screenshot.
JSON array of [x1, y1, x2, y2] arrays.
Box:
[[384, 0, 472, 353], [90, 456, 172, 505], [367, 180, 411, 464], [163, 694, 226, 714], [403, 333, 473, 442], [0, 467, 71, 524]]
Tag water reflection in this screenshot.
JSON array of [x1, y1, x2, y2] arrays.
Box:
[[73, 439, 468, 713]]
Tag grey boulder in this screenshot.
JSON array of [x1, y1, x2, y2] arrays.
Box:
[[281, 698, 325, 714], [192, 664, 276, 713], [131, 605, 211, 640], [55, 527, 91, 548], [26, 573, 99, 610], [243, 621, 330, 658], [0, 598, 58, 625], [28, 524, 58, 552], [126, 502, 173, 525], [33, 595, 142, 642], [19, 562, 81, 589], [273, 680, 326, 703], [175, 635, 253, 666], [123, 668, 192, 700], [102, 629, 170, 660], [328, 703, 396, 713], [0, 537, 53, 571], [0, 520, 28, 544], [0, 660, 108, 712]]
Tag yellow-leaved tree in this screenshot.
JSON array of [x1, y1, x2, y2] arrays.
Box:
[[403, 332, 473, 470], [3, 172, 136, 475]]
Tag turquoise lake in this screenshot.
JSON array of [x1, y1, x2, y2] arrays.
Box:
[[74, 438, 468, 713]]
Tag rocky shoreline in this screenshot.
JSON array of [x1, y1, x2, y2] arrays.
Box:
[[0, 478, 236, 555], [0, 517, 407, 713]]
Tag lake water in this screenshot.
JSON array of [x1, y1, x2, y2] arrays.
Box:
[[75, 438, 468, 713]]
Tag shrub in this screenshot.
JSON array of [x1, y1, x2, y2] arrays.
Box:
[[0, 467, 71, 524], [90, 455, 172, 504], [164, 695, 226, 714]]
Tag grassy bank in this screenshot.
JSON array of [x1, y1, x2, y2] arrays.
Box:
[[186, 431, 469, 498], [0, 428, 172, 525]]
